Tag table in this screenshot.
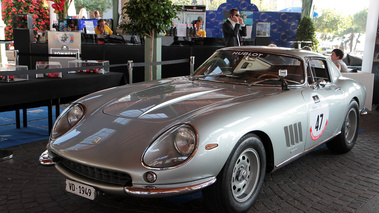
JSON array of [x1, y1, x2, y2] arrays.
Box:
[[342, 72, 374, 111], [0, 72, 126, 131]]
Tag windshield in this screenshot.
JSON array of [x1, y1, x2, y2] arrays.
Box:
[[193, 50, 305, 86]]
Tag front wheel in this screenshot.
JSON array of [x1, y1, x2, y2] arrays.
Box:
[[203, 134, 266, 213], [327, 100, 359, 153]]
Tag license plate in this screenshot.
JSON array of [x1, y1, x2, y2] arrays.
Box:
[[65, 179, 96, 200]]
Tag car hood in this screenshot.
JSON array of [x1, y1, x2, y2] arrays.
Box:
[[101, 77, 280, 122]]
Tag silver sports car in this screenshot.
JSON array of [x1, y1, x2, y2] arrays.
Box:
[[46, 47, 367, 213]]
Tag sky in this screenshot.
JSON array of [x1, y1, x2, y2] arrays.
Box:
[[313, 0, 369, 16]]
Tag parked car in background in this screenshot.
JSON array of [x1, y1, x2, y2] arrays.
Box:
[[44, 46, 367, 213], [322, 49, 333, 57]]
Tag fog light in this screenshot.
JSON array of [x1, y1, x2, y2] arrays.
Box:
[[145, 172, 157, 183]]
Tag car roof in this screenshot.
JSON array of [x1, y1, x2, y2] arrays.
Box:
[[219, 46, 325, 59]]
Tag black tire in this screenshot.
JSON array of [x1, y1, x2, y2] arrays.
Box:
[[203, 133, 266, 213], [327, 100, 359, 153]]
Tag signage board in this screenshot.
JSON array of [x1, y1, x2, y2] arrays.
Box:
[[48, 31, 81, 68]]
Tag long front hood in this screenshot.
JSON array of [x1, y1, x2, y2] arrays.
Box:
[[102, 77, 267, 121]]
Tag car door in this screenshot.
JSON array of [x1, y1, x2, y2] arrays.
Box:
[[301, 57, 345, 150]]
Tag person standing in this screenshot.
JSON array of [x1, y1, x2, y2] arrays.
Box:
[[331, 49, 348, 72], [93, 10, 101, 19], [222, 9, 246, 47]]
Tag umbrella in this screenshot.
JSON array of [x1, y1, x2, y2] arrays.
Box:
[[279, 7, 319, 18]]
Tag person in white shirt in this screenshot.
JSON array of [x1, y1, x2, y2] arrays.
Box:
[[331, 49, 348, 72]]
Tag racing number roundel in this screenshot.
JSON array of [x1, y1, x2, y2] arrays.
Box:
[[309, 94, 329, 141]]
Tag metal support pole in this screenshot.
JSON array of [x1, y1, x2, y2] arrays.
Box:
[[75, 52, 81, 60], [22, 108, 27, 127], [14, 50, 19, 65], [128, 60, 133, 84], [190, 56, 195, 75]]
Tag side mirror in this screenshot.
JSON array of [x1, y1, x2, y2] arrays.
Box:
[[317, 79, 327, 87], [311, 79, 327, 89]]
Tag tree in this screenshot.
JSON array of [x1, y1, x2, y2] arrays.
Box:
[[1, 0, 50, 41], [339, 9, 367, 52], [315, 8, 368, 53], [120, 0, 181, 81], [295, 16, 319, 51], [74, 0, 112, 15], [314, 8, 344, 41]]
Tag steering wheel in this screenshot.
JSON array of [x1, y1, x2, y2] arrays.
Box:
[[257, 73, 280, 79]]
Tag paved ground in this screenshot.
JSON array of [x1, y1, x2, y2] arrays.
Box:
[[1, 110, 379, 213]]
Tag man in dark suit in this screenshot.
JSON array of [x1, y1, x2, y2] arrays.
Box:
[[222, 9, 247, 47]]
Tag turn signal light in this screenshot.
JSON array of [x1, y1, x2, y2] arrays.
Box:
[[205, 144, 218, 150]]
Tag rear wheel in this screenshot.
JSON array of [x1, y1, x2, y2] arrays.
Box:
[[327, 100, 359, 153], [203, 134, 266, 213]]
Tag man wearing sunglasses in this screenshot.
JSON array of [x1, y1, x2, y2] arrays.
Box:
[[222, 9, 247, 47]]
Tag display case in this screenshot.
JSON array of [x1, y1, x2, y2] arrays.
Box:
[[0, 64, 29, 82], [36, 61, 63, 78], [68, 60, 109, 74]]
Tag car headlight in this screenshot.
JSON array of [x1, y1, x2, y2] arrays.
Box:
[[51, 103, 85, 139], [143, 124, 197, 168]]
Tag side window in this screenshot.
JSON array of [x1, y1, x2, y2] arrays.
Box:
[[308, 58, 330, 82]]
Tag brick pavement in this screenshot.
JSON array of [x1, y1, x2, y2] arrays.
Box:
[[1, 111, 379, 213]]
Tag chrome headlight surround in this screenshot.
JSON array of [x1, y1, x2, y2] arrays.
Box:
[[143, 124, 198, 169], [51, 103, 85, 139]]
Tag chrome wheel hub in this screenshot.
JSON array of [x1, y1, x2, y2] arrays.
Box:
[[236, 166, 248, 182]]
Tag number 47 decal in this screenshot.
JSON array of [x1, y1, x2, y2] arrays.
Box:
[[315, 113, 324, 131]]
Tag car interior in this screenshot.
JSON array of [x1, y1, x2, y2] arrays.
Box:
[[308, 58, 331, 83]]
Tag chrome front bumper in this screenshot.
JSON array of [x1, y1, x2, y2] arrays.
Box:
[[360, 107, 368, 116], [54, 161, 216, 198], [124, 177, 216, 197], [39, 150, 55, 165]]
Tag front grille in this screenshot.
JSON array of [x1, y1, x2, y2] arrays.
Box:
[[52, 152, 132, 186]]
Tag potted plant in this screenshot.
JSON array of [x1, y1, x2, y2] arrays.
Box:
[[295, 16, 319, 51], [120, 0, 181, 81]]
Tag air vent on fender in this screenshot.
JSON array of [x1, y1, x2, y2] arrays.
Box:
[[284, 122, 303, 147]]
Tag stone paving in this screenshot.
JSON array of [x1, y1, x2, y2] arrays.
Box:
[[0, 111, 379, 213]]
